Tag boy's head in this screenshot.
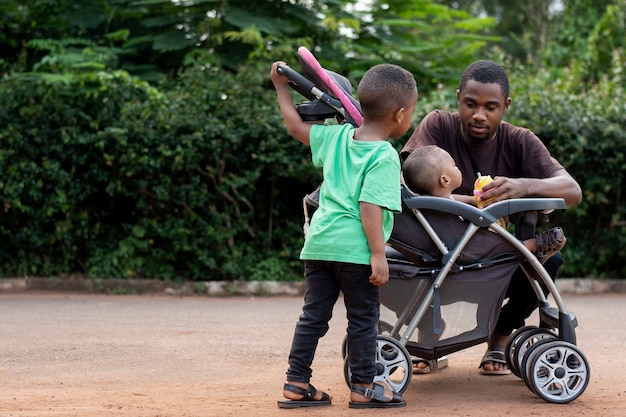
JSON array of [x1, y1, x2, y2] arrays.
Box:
[[402, 145, 462, 196], [357, 64, 417, 134]]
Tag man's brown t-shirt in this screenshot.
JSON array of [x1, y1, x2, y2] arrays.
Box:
[[400, 110, 563, 196]]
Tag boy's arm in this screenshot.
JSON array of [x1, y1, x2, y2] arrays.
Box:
[[270, 62, 312, 145], [360, 202, 389, 286]]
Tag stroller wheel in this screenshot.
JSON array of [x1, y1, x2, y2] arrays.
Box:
[[342, 321, 394, 359], [523, 340, 590, 403], [509, 327, 557, 379], [343, 335, 412, 393], [505, 326, 538, 377], [520, 337, 557, 392], [341, 321, 393, 359]]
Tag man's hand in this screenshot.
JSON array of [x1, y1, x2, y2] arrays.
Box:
[[477, 176, 527, 206]]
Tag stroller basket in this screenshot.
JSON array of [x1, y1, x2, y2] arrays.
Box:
[[382, 247, 518, 359]]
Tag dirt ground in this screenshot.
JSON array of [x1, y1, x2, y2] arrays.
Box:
[[0, 292, 624, 417]]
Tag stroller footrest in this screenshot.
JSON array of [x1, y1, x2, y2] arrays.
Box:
[[539, 305, 578, 329]]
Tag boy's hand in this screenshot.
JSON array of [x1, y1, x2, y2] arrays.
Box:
[[269, 60, 312, 145], [369, 253, 389, 286], [270, 61, 289, 88]]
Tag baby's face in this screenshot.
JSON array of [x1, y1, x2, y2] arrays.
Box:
[[441, 150, 463, 190]]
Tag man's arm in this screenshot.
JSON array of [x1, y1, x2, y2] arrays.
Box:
[[360, 202, 389, 286], [270, 62, 312, 145], [478, 168, 582, 207]]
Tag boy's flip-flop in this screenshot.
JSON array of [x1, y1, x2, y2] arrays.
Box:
[[277, 383, 331, 408], [348, 383, 406, 408]]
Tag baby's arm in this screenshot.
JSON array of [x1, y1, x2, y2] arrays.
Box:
[[270, 61, 312, 145]]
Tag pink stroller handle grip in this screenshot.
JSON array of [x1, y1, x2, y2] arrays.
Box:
[[297, 46, 363, 126]]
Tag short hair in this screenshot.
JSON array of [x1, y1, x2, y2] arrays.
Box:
[[459, 60, 509, 99], [357, 63, 417, 120], [402, 145, 444, 195]]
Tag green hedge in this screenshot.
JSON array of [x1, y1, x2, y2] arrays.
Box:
[[508, 66, 626, 278], [0, 67, 320, 281], [2, 60, 626, 280]]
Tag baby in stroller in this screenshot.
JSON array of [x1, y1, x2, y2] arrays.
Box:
[[402, 145, 567, 265]]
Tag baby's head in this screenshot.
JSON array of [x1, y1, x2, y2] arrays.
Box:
[[402, 145, 462, 196], [357, 64, 418, 136]]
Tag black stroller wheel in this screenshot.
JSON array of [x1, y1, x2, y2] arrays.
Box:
[[510, 328, 557, 379], [342, 321, 395, 359], [520, 337, 559, 392], [343, 335, 412, 393], [523, 340, 590, 403], [505, 326, 538, 377]]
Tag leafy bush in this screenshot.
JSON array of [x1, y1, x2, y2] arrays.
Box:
[[3, 47, 626, 280], [0, 65, 319, 281], [507, 58, 626, 278]]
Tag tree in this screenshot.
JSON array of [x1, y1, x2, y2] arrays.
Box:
[[1, 0, 498, 94], [547, 0, 615, 68], [340, 0, 499, 93]]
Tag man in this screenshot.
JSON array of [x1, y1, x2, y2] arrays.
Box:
[[400, 60, 582, 375]]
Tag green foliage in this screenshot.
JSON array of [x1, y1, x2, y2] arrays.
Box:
[[546, 0, 616, 68], [573, 2, 626, 85], [506, 57, 626, 278], [2, 0, 626, 281], [0, 62, 318, 281], [333, 0, 498, 95], [0, 0, 498, 95]]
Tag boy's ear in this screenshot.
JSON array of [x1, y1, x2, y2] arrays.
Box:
[[440, 174, 451, 188], [394, 107, 405, 123]]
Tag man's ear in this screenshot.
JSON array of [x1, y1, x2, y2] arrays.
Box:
[[503, 97, 512, 114]]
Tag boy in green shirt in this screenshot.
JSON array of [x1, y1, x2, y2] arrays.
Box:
[[271, 61, 417, 408]]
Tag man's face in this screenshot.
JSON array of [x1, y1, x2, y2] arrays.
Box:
[[456, 79, 511, 144]]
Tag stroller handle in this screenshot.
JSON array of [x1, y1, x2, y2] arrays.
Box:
[[277, 65, 345, 114]]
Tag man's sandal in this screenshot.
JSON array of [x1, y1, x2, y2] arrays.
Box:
[[277, 383, 331, 408], [479, 350, 511, 375], [348, 383, 406, 408]]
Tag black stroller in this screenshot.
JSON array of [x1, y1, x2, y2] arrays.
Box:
[[278, 46, 590, 404]]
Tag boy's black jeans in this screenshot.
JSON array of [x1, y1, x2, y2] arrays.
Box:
[[286, 260, 380, 385]]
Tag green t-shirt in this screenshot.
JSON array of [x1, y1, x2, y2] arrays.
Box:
[[300, 123, 402, 265]]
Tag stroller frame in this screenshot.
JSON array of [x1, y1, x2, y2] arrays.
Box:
[[278, 47, 590, 404], [389, 191, 577, 350]]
